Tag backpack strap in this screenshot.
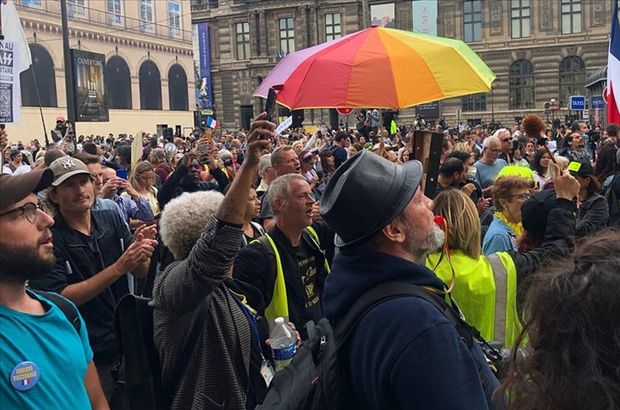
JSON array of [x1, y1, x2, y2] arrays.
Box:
[[335, 282, 474, 350], [487, 254, 507, 345], [30, 289, 81, 334]]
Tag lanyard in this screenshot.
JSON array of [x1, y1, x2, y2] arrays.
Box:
[[234, 298, 266, 357]]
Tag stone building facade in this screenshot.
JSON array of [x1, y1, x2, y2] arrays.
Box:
[[192, 0, 611, 130], [11, 0, 194, 142]]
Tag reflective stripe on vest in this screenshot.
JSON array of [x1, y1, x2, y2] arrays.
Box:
[[487, 253, 508, 345], [259, 226, 330, 324]]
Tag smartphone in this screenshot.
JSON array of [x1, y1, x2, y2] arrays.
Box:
[[197, 144, 209, 154], [264, 87, 277, 122], [116, 168, 128, 180], [0, 124, 5, 130], [203, 128, 213, 143]]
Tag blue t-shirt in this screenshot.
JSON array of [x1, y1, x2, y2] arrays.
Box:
[[0, 291, 93, 410], [474, 159, 507, 189]]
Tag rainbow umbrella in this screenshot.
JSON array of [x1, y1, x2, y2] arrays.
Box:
[[254, 26, 496, 110]]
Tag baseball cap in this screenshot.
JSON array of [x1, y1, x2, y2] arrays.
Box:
[[567, 161, 594, 178], [48, 156, 92, 187], [0, 169, 54, 210], [56, 116, 65, 122]]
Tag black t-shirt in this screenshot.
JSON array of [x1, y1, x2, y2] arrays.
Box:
[[233, 224, 331, 337]]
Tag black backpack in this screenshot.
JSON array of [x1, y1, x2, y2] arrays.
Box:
[[257, 282, 503, 410], [112, 292, 213, 410], [30, 289, 81, 333]]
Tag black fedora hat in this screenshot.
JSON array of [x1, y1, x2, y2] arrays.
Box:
[[319, 150, 423, 247]]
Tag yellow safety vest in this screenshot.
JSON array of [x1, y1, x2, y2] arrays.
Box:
[[425, 250, 521, 348], [252, 226, 330, 324]]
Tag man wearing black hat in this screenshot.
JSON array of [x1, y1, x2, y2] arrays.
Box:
[[319, 150, 498, 409], [0, 171, 108, 409]]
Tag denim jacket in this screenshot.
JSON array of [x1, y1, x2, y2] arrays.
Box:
[[482, 215, 517, 255]]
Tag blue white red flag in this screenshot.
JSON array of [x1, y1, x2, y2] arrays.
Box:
[[607, 1, 620, 125], [206, 116, 218, 129]]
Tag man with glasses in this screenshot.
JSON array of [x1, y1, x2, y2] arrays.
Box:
[[474, 135, 507, 197], [0, 170, 108, 409], [28, 156, 157, 408]]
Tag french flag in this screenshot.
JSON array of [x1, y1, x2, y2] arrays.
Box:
[[607, 1, 620, 125], [206, 116, 218, 129]]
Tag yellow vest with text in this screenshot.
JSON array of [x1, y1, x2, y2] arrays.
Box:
[[426, 250, 521, 348], [252, 226, 330, 324]]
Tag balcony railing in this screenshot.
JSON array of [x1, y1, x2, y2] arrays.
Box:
[[15, 0, 192, 42]]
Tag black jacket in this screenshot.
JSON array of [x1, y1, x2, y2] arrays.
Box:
[[29, 208, 133, 364], [158, 164, 229, 209], [575, 194, 608, 237], [323, 250, 500, 410]]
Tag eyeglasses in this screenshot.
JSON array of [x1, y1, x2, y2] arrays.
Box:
[[501, 137, 513, 142], [0, 202, 45, 224], [508, 193, 531, 201]]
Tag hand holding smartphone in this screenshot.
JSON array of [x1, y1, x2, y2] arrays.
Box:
[[264, 88, 277, 123]]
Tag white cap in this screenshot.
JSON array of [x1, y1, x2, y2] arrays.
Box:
[[274, 317, 284, 325]]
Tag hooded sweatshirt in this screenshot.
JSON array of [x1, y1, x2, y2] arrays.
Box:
[[323, 250, 499, 410]]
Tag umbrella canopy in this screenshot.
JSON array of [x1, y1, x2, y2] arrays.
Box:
[[254, 26, 496, 110]]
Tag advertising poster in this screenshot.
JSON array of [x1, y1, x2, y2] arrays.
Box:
[[412, 0, 437, 35], [0, 41, 16, 123], [193, 22, 214, 109], [71, 49, 108, 122], [370, 3, 395, 28]]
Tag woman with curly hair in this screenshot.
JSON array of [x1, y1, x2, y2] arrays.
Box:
[[501, 231, 620, 410]]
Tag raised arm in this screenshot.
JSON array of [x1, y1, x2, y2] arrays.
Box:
[[153, 114, 275, 310]]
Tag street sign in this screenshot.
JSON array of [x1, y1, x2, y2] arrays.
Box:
[[569, 95, 585, 111], [591, 95, 606, 109], [336, 107, 353, 116]]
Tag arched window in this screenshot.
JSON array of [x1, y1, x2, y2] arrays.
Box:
[[20, 44, 57, 107], [509, 59, 534, 109], [168, 64, 188, 111], [105, 56, 132, 109], [139, 60, 162, 110], [559, 56, 586, 107]]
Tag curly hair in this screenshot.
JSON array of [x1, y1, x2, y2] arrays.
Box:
[[502, 231, 620, 410], [492, 176, 531, 212], [159, 190, 224, 260], [521, 114, 546, 140]]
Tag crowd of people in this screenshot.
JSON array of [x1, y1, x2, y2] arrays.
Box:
[[1, 110, 619, 410]]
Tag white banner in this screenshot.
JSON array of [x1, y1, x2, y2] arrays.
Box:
[[412, 0, 437, 36], [274, 115, 293, 136], [0, 0, 32, 123]]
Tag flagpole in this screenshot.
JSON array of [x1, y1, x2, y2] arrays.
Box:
[[0, 0, 4, 40], [30, 66, 50, 147]]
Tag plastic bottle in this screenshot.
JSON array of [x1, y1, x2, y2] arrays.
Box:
[[270, 317, 297, 372]]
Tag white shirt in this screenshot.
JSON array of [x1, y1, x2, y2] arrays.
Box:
[[2, 164, 31, 175]]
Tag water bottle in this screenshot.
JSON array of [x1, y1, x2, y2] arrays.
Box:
[[270, 317, 297, 372]]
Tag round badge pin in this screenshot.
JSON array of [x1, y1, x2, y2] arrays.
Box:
[[10, 361, 40, 392]]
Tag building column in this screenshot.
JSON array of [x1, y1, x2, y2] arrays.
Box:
[[259, 11, 267, 57], [252, 11, 260, 57]]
